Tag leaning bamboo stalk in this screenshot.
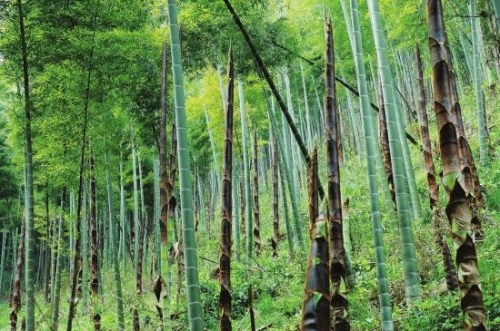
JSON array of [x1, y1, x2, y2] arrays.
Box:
[[222, 0, 325, 200]]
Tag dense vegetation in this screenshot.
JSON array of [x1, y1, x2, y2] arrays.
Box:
[[0, 0, 499, 330]]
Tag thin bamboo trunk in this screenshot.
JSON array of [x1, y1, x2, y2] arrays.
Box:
[[471, 0, 489, 166], [238, 77, 254, 261], [67, 5, 97, 327], [50, 210, 64, 331], [248, 285, 256, 331], [0, 230, 6, 297], [89, 153, 101, 330], [233, 165, 241, 262], [267, 96, 298, 255], [44, 197, 51, 304], [252, 131, 261, 255], [368, 0, 421, 302], [271, 137, 280, 258], [350, 0, 394, 328], [222, 0, 325, 199], [324, 18, 349, 330], [219, 47, 234, 331], [105, 153, 125, 330], [119, 157, 126, 265], [9, 221, 24, 331], [81, 187, 89, 315]]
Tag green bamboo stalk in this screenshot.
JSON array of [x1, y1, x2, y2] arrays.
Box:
[[471, 0, 489, 165], [279, 74, 304, 249], [233, 165, 241, 262], [367, 0, 421, 303], [372, 99, 399, 233], [267, 97, 294, 256], [0, 230, 6, 297], [167, 1, 204, 328], [238, 77, 254, 261], [81, 186, 89, 315], [16, 0, 35, 326], [494, 0, 500, 27], [105, 153, 125, 330], [283, 69, 304, 203], [368, 0, 422, 223], [270, 91, 304, 251], [50, 213, 63, 331], [300, 61, 313, 151], [350, 0, 393, 328], [119, 157, 126, 265], [343, 0, 396, 229], [342, 75, 363, 157], [132, 144, 140, 274], [154, 158, 161, 274], [131, 144, 141, 331], [88, 152, 101, 330], [205, 109, 221, 192]]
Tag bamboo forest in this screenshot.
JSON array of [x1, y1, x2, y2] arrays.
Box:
[[1, 0, 500, 330]]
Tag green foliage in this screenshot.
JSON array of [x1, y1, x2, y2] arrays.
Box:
[[0, 0, 499, 330], [178, 0, 296, 74]]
